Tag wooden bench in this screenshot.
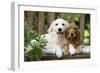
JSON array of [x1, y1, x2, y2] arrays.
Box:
[[42, 53, 90, 61]]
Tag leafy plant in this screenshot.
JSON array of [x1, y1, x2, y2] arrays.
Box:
[[24, 29, 39, 47], [24, 28, 47, 61], [84, 29, 90, 45]]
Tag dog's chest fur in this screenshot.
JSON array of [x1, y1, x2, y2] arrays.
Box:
[[57, 38, 67, 47]]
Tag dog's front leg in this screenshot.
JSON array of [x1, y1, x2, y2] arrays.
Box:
[[55, 45, 63, 58], [69, 44, 76, 55], [76, 46, 82, 54], [63, 45, 69, 56]]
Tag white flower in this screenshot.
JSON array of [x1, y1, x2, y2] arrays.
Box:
[[25, 45, 33, 53], [30, 39, 37, 45]]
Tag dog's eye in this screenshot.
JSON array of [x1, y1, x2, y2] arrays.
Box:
[[68, 27, 71, 29], [62, 23, 65, 26], [74, 27, 77, 30], [55, 24, 58, 26]]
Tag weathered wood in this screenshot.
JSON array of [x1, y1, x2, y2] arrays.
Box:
[[26, 11, 33, 31], [38, 12, 44, 35], [80, 14, 85, 42], [70, 14, 75, 23], [48, 12, 55, 26], [42, 53, 90, 60], [60, 13, 65, 18], [32, 12, 39, 32]]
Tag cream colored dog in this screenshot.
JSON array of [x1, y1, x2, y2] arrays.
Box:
[[43, 18, 69, 58]]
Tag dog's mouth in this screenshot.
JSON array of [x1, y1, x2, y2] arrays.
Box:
[[57, 32, 64, 39]]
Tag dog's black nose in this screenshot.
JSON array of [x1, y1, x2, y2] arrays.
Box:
[[71, 33, 74, 36], [58, 28, 62, 32]]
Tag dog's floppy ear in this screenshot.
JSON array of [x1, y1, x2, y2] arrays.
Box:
[[75, 28, 82, 45], [64, 27, 69, 39], [77, 29, 81, 40], [47, 22, 54, 33], [76, 27, 80, 38]]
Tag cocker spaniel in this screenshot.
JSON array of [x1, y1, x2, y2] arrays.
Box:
[[64, 23, 82, 55]]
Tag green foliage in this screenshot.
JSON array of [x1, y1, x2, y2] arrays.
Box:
[[63, 14, 70, 20], [83, 15, 90, 45], [84, 30, 90, 37], [75, 14, 80, 22], [24, 30, 39, 47], [24, 27, 47, 61], [84, 38, 89, 45], [85, 14, 90, 24], [24, 48, 43, 61], [84, 29, 90, 45]]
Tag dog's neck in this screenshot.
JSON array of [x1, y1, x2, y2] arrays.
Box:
[[57, 35, 67, 47]]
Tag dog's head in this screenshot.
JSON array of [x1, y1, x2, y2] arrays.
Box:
[[48, 18, 69, 39], [65, 23, 80, 42]]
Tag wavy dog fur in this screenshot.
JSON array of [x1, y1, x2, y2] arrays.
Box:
[[64, 23, 82, 55]]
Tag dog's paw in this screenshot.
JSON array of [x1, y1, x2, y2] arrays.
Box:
[[56, 54, 63, 58], [56, 48, 63, 58], [69, 44, 76, 55], [56, 51, 63, 58], [62, 47, 69, 56]]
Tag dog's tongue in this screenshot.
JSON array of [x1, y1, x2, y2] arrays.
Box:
[[57, 32, 64, 39]]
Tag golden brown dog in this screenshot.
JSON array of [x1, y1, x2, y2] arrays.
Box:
[[64, 23, 82, 55]]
